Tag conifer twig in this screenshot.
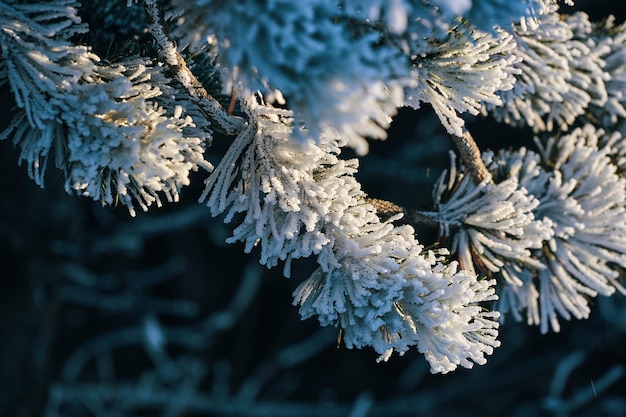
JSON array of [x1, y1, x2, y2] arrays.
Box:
[[228, 90, 238, 115], [366, 197, 440, 228], [144, 0, 245, 135], [366, 198, 404, 217], [451, 129, 492, 184]]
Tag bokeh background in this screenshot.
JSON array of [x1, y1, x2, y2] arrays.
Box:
[[2, 1, 626, 416]]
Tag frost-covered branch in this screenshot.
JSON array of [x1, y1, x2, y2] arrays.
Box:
[[199, 95, 500, 373], [4, 0, 626, 383], [0, 0, 213, 216], [423, 125, 626, 333], [143, 0, 245, 135]]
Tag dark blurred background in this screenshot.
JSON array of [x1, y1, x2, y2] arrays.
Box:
[[2, 2, 626, 417]]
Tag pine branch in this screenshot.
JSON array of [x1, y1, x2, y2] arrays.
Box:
[[143, 0, 245, 135]]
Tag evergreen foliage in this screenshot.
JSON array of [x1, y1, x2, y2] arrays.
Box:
[[2, 0, 626, 378]]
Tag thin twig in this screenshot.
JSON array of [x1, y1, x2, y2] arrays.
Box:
[[228, 90, 238, 115], [407, 209, 442, 228], [144, 0, 245, 135], [365, 197, 440, 228], [450, 129, 491, 184], [366, 198, 404, 217]]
